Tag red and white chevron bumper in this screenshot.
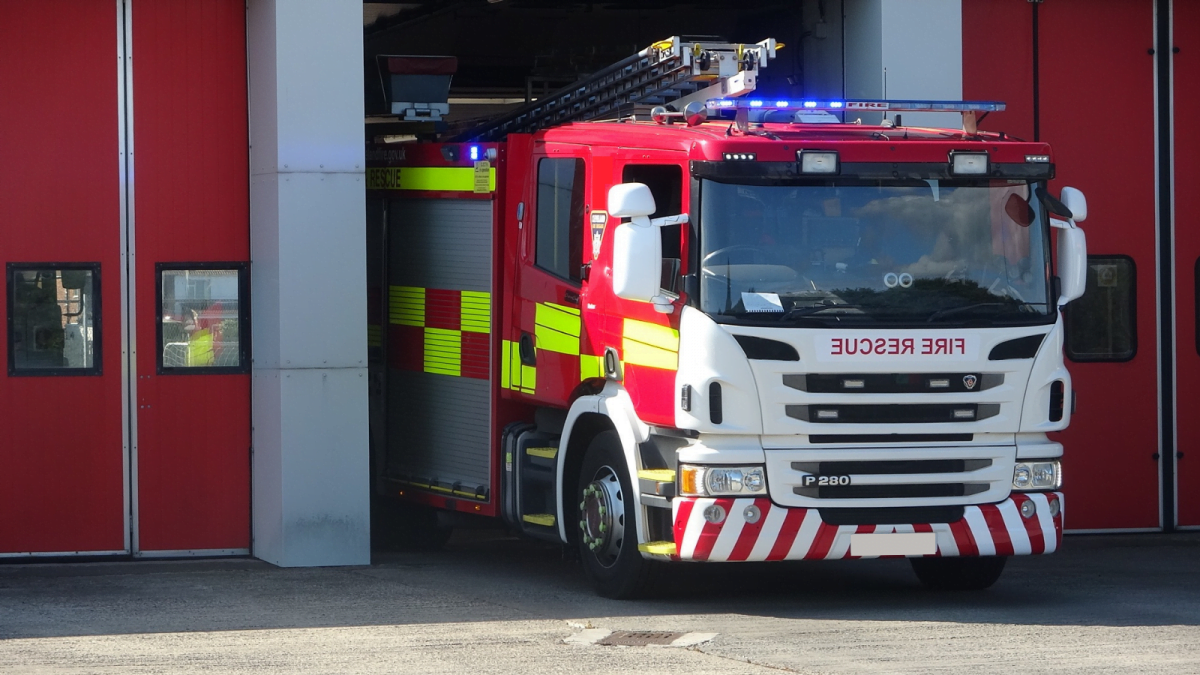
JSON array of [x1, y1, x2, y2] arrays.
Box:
[[670, 492, 1062, 561]]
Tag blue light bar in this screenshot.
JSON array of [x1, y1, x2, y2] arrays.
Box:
[[705, 99, 1006, 113]]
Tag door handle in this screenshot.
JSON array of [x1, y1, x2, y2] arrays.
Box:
[[518, 333, 536, 366]]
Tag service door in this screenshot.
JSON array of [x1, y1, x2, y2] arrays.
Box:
[[0, 2, 127, 556], [1173, 1, 1200, 528]]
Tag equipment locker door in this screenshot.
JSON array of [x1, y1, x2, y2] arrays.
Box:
[[1172, 1, 1200, 528]]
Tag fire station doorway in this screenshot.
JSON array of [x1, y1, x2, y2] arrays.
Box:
[[0, 0, 251, 558], [968, 0, 1196, 531]]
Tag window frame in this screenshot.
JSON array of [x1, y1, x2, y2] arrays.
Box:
[[6, 262, 103, 377], [1065, 254, 1137, 363], [533, 156, 586, 285], [155, 262, 251, 375]]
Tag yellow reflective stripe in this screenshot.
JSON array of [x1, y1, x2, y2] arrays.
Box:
[[501, 339, 513, 389], [624, 319, 678, 351], [367, 167, 497, 193], [500, 339, 536, 394], [460, 291, 491, 334], [526, 447, 557, 460], [623, 339, 677, 370], [424, 327, 461, 376], [638, 469, 676, 483], [638, 538, 676, 554], [623, 318, 679, 370], [579, 353, 604, 380], [390, 285, 425, 326], [519, 364, 536, 394], [535, 303, 581, 335], [522, 514, 556, 527], [367, 324, 382, 348], [535, 302, 581, 356], [536, 325, 579, 355]]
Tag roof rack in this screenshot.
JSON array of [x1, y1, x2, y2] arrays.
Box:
[[453, 37, 778, 142]]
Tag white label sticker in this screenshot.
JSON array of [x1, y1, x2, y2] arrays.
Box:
[[815, 333, 979, 361], [851, 532, 937, 557], [741, 292, 783, 313]]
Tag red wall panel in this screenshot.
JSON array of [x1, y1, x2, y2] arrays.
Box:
[[962, 0, 1035, 141], [1040, 0, 1159, 530], [1172, 2, 1200, 527], [133, 0, 251, 551], [0, 2, 126, 553]]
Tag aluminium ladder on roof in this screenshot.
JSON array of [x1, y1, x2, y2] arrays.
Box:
[[453, 36, 778, 143]]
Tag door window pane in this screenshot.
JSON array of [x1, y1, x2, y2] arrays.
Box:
[[1066, 256, 1136, 362], [535, 157, 585, 282], [622, 164, 684, 293], [7, 264, 101, 375], [158, 265, 249, 373]]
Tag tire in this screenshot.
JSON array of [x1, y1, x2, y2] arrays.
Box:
[[575, 430, 655, 599], [910, 556, 1007, 591]]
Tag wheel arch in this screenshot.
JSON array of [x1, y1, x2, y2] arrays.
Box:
[[556, 383, 649, 543]]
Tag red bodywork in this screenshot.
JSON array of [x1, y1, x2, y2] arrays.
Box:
[[372, 119, 1055, 517]]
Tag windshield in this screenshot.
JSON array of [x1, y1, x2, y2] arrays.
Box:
[[698, 179, 1053, 325]]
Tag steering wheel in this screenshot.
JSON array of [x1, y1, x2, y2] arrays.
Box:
[[702, 244, 768, 267]]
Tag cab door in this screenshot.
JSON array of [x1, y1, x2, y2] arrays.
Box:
[[508, 145, 590, 404]]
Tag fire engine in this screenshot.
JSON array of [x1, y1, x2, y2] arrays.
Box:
[[365, 37, 1089, 598]]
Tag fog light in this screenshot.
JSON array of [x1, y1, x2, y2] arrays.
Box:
[[1048, 496, 1061, 517], [1020, 499, 1037, 519], [703, 504, 727, 524], [1013, 460, 1061, 491], [743, 505, 762, 524]]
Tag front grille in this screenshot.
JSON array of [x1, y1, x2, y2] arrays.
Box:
[[795, 482, 991, 499], [787, 403, 1001, 424], [784, 372, 1002, 393], [792, 459, 993, 475], [808, 433, 974, 444]]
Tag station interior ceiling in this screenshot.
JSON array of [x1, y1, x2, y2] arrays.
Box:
[[363, 0, 835, 136]]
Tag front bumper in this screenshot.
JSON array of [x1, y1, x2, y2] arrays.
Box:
[[661, 492, 1063, 562]]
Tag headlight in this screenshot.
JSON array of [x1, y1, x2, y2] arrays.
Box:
[[1012, 460, 1061, 491], [679, 464, 767, 497]]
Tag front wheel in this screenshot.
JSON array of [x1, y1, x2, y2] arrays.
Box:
[[910, 556, 1007, 591], [576, 430, 655, 599]]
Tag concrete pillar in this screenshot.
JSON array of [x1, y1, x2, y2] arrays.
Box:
[[844, 0, 962, 128], [247, 0, 369, 566]]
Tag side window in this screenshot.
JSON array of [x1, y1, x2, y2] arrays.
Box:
[[7, 263, 101, 375], [535, 158, 585, 283], [157, 263, 250, 374], [1066, 255, 1136, 362], [622, 164, 684, 293]]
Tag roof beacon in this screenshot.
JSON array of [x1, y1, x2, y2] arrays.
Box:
[[705, 99, 1006, 113]]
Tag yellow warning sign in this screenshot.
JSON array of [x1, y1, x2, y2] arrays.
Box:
[[474, 161, 492, 193]]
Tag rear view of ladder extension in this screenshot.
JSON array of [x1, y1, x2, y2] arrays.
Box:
[[455, 36, 779, 142]]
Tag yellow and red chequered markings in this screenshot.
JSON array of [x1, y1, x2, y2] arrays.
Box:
[[388, 285, 491, 379]]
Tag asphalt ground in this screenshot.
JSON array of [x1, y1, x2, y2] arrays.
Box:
[[1, 529, 1198, 674]]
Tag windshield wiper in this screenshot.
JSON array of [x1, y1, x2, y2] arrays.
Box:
[[926, 302, 1022, 322], [780, 303, 861, 321]]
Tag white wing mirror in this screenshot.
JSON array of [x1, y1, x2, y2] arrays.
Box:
[[609, 183, 689, 311], [608, 183, 657, 219], [1058, 226, 1087, 305], [1060, 187, 1087, 222]]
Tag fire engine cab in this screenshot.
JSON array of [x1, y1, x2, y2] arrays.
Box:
[[366, 37, 1089, 597]]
